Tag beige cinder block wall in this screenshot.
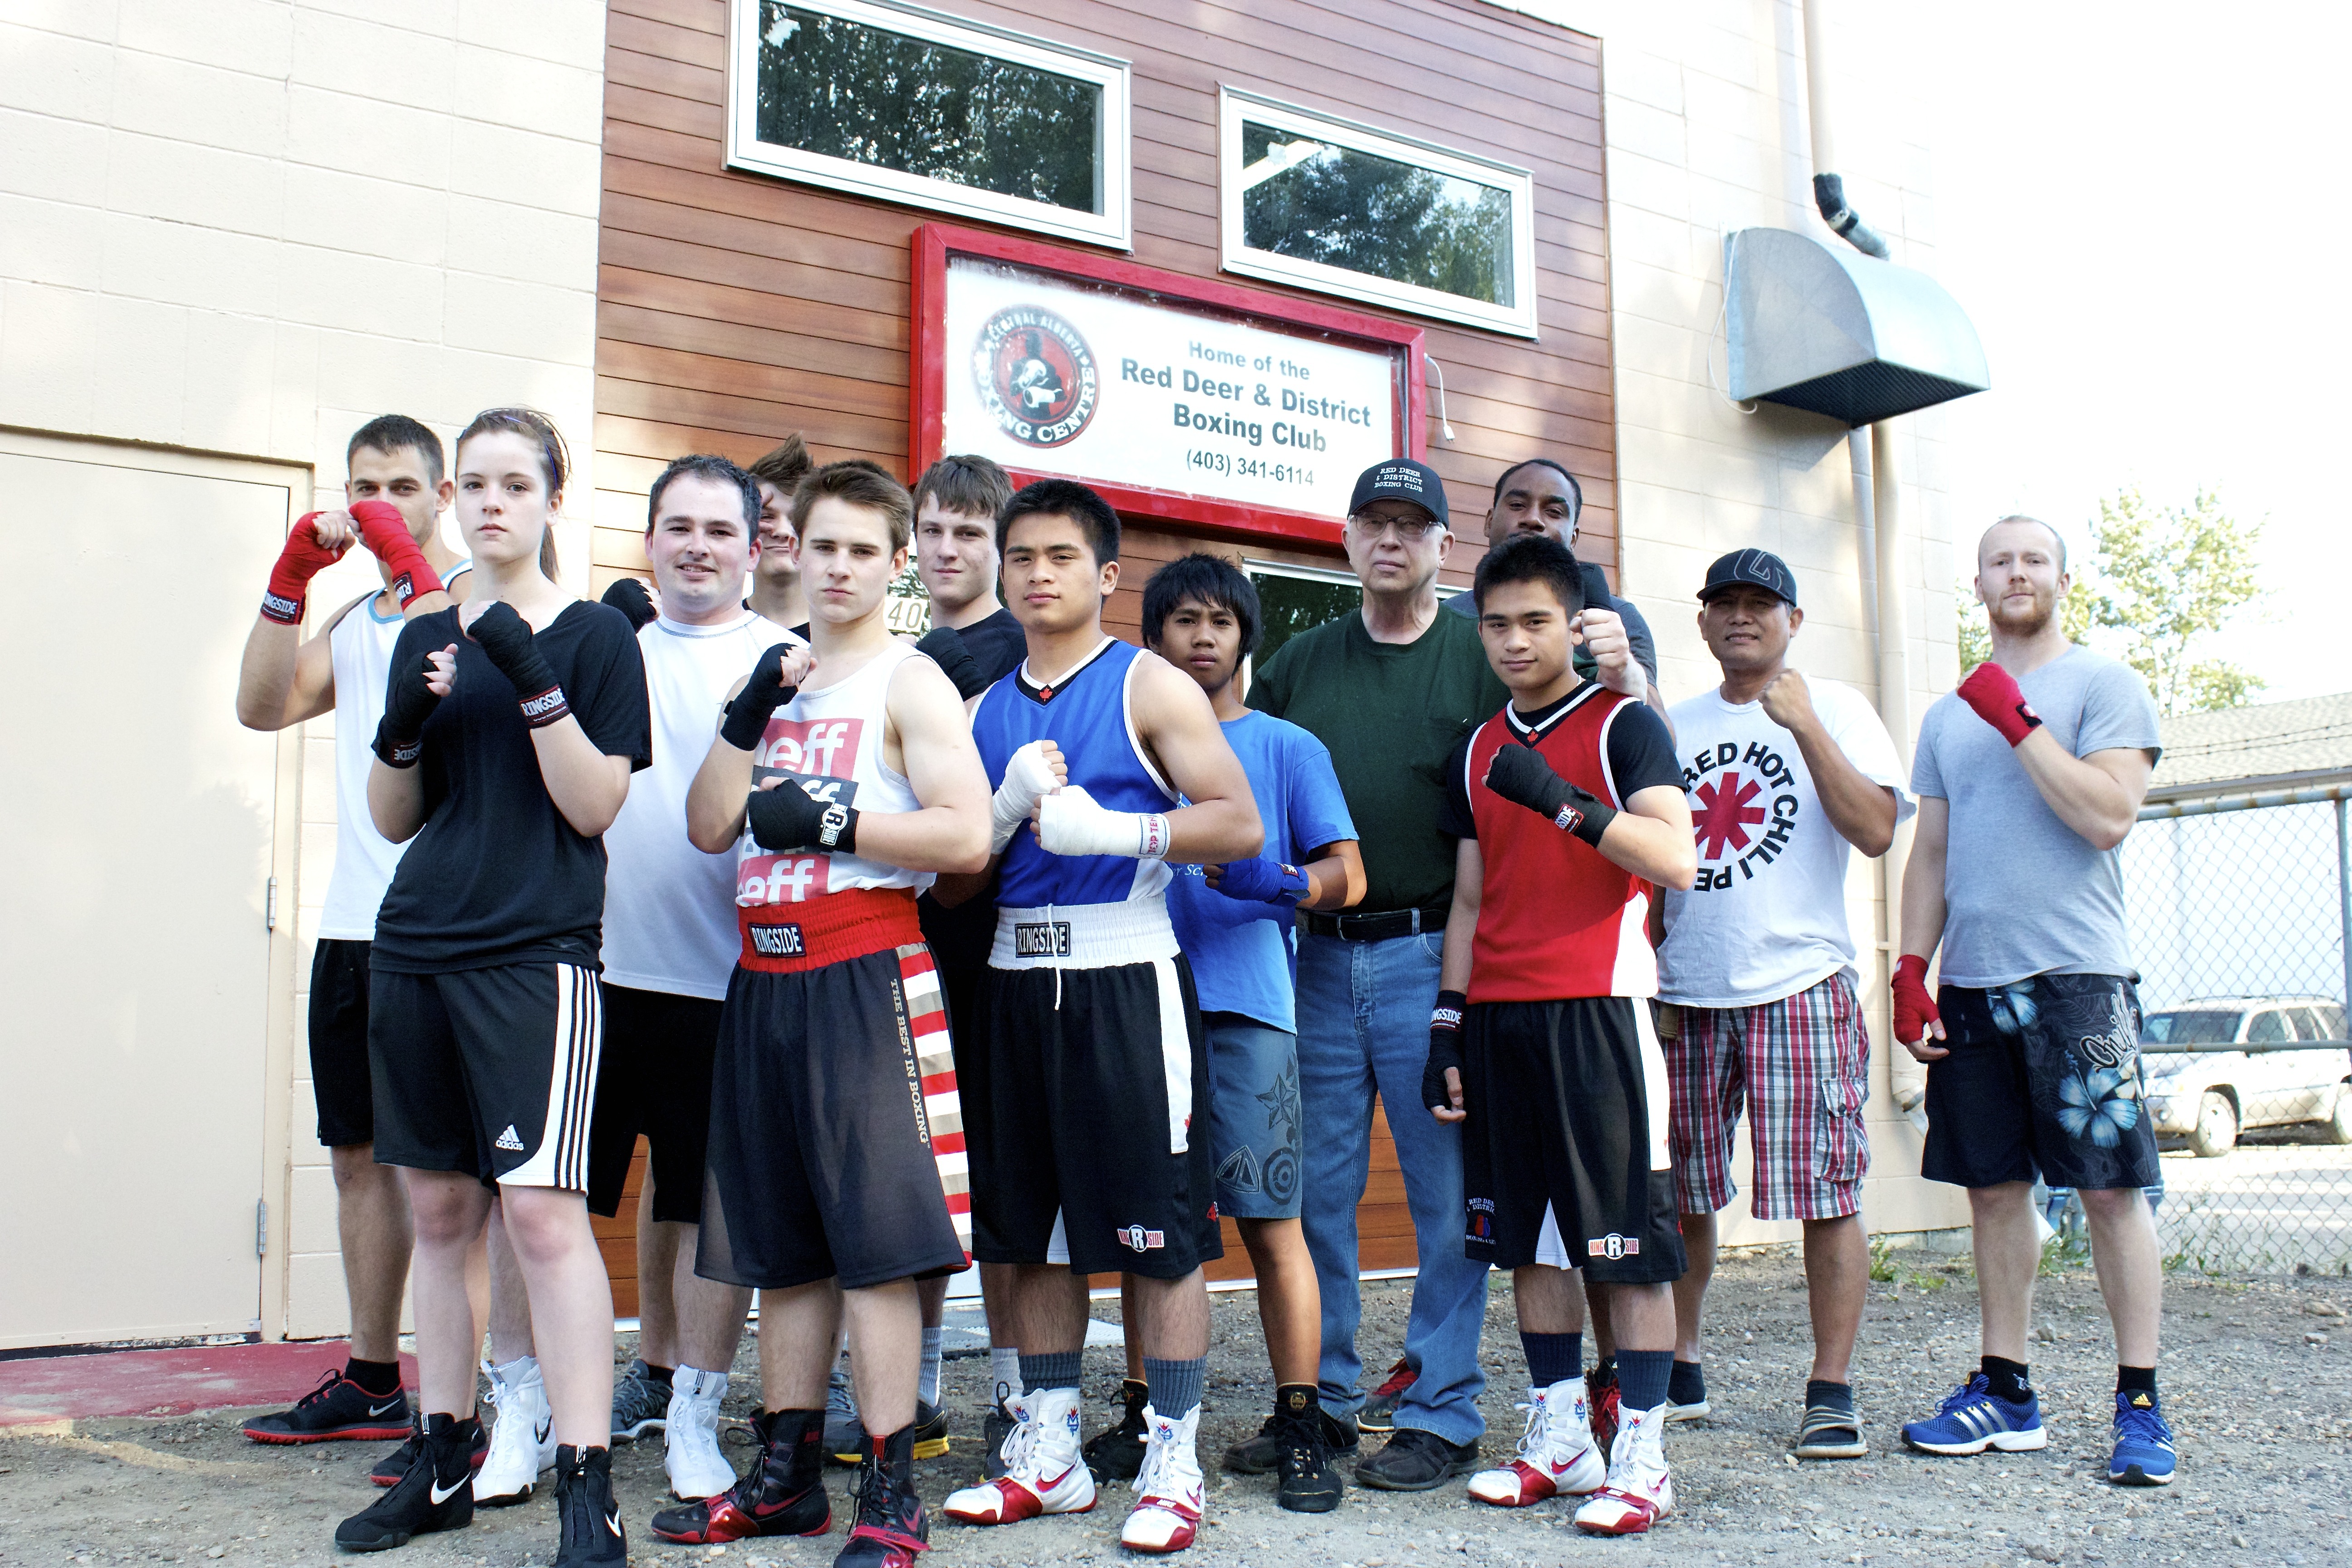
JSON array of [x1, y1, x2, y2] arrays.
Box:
[[1497, 0, 1969, 1245], [0, 0, 608, 1340]]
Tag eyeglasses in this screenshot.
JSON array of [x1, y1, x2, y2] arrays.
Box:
[[1349, 511, 1443, 542]]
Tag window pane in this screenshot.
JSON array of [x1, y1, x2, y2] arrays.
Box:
[[2141, 1009, 2242, 1044], [1251, 572, 1361, 667], [2246, 1009, 2289, 1044], [2288, 1006, 2325, 1040], [1239, 119, 1515, 308], [755, 3, 1102, 215]]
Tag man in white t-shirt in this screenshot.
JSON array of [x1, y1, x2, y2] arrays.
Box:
[[1655, 549, 1910, 1461], [585, 455, 795, 1501]]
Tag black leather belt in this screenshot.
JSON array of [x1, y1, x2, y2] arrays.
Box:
[[1299, 905, 1449, 942]]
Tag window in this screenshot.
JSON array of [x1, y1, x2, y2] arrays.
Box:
[[2288, 1005, 2326, 1040], [728, 0, 1131, 248], [1243, 558, 1460, 674], [2141, 1009, 2243, 1045], [1218, 89, 1538, 338], [2246, 1009, 2290, 1045]]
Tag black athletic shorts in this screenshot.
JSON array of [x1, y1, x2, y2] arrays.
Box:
[[584, 985, 724, 1223], [698, 909, 970, 1293], [1923, 972, 2161, 1191], [368, 961, 602, 1191], [968, 955, 1224, 1280], [1460, 995, 1686, 1284], [309, 938, 377, 1148]]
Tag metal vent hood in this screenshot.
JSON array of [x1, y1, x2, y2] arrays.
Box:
[[1725, 227, 1988, 426]]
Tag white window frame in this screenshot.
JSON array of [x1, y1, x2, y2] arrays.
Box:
[[726, 0, 1132, 250], [1218, 88, 1539, 338]]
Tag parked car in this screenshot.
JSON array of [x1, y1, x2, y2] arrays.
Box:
[[2141, 995, 2352, 1156]]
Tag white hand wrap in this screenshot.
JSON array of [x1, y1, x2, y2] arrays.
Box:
[[989, 740, 1062, 854], [1037, 786, 1171, 861]]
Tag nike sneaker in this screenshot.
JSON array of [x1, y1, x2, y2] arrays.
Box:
[[336, 1412, 476, 1551], [370, 1410, 489, 1486], [941, 1387, 1097, 1524], [1083, 1377, 1150, 1482], [244, 1366, 412, 1444], [1572, 1401, 1673, 1536], [825, 1364, 863, 1466], [476, 1356, 559, 1505], [834, 1425, 929, 1568], [910, 1398, 950, 1462], [1468, 1377, 1605, 1507], [664, 1365, 737, 1500], [1120, 1404, 1205, 1554], [1357, 1357, 1415, 1434], [1900, 1374, 2046, 1456], [650, 1408, 831, 1544], [2108, 1389, 2176, 1485], [551, 1444, 627, 1568], [610, 1358, 668, 1443]]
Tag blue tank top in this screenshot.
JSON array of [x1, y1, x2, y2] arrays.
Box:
[[973, 637, 1178, 908]]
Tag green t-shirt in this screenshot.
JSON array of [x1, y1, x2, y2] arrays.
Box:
[[1248, 609, 1509, 913]]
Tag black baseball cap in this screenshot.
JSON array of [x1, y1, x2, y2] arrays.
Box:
[[1348, 458, 1448, 528], [1698, 548, 1798, 608]]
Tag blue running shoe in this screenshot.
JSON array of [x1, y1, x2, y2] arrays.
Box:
[[1900, 1374, 2047, 1455], [2108, 1390, 2176, 1485]]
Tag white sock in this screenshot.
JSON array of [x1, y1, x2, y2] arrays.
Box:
[[990, 1346, 1021, 1404], [919, 1327, 945, 1406]]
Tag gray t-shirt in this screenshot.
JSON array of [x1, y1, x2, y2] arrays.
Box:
[[1912, 646, 2161, 988], [1445, 584, 1659, 682]]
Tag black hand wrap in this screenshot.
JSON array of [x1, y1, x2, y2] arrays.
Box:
[[745, 782, 858, 855], [373, 643, 442, 768], [916, 624, 989, 701], [1485, 741, 1617, 847], [467, 602, 568, 727], [720, 642, 800, 751], [600, 576, 657, 632], [1422, 989, 1468, 1113]]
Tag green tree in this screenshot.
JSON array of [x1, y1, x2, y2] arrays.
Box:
[[1953, 488, 2268, 714]]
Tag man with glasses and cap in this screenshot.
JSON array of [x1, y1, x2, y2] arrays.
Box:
[[1654, 548, 1911, 1462], [1242, 459, 1509, 1491], [1444, 459, 1658, 707]]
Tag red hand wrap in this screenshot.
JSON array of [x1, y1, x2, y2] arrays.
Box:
[[351, 500, 444, 609], [1957, 662, 2043, 747], [1891, 954, 1940, 1046], [262, 512, 348, 624]]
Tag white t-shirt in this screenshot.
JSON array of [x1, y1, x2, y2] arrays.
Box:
[[602, 610, 796, 998], [1658, 676, 1913, 1009], [317, 569, 470, 941]]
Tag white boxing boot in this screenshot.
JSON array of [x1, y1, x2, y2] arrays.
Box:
[[1468, 1376, 1606, 1506], [663, 1365, 738, 1500], [1120, 1404, 1205, 1553], [1573, 1400, 1674, 1535], [475, 1356, 557, 1506], [941, 1387, 1096, 1524]]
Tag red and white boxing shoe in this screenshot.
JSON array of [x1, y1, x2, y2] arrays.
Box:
[[941, 1388, 1095, 1525], [1119, 1405, 1204, 1554], [1573, 1401, 1674, 1536], [1467, 1377, 1605, 1507]]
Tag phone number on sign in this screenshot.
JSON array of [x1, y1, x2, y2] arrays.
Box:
[[1186, 450, 1316, 487]]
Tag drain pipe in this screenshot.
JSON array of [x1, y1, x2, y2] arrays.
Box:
[[1805, 0, 1922, 1114]]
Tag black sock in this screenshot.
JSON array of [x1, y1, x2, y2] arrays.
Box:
[[642, 1363, 675, 1387], [1616, 1349, 1673, 1413], [1805, 1379, 1855, 1415], [1981, 1356, 2032, 1404], [1667, 1358, 1706, 1406], [345, 1357, 402, 1397], [1521, 1331, 1583, 1389], [2117, 1365, 2157, 1397]]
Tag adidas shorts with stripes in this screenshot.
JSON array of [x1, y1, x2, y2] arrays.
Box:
[[367, 962, 603, 1191], [697, 916, 970, 1293]]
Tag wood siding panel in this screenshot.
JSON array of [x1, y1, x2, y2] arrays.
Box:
[[593, 0, 1612, 1286]]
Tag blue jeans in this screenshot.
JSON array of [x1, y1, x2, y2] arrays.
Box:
[[1295, 929, 1490, 1445]]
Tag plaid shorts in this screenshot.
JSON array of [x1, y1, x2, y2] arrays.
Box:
[[1662, 972, 1872, 1221]]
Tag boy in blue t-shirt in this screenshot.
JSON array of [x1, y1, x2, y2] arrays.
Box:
[[1107, 552, 1364, 1513]]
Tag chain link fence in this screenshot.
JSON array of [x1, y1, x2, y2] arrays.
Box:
[[2099, 774, 2352, 1274]]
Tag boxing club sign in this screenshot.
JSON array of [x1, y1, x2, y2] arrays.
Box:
[[912, 224, 1426, 546]]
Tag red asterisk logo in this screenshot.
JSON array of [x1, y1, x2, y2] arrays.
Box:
[[1692, 771, 1766, 859]]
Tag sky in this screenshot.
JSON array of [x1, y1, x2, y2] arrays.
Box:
[[1891, 2, 2347, 700]]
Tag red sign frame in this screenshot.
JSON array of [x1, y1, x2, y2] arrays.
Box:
[[910, 223, 1426, 549]]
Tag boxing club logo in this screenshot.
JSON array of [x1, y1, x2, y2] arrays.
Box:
[[972, 305, 1099, 448]]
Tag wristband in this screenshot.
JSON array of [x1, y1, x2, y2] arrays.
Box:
[[1210, 856, 1311, 908], [721, 642, 802, 751], [746, 783, 858, 855], [1421, 989, 1469, 1113], [373, 642, 443, 768], [351, 500, 443, 609]]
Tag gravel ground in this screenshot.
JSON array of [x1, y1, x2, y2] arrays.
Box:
[[4, 1250, 2348, 1568]]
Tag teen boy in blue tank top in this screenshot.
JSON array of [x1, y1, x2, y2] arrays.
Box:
[[937, 481, 1264, 1557]]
